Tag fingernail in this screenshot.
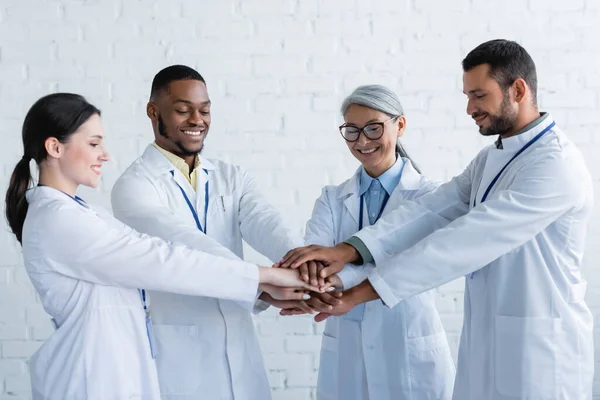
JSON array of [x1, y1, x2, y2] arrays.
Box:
[[327, 287, 336, 291], [302, 294, 311, 300], [303, 275, 309, 281]]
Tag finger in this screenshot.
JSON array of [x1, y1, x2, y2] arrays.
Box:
[[296, 301, 315, 314], [280, 247, 313, 267], [320, 263, 343, 279], [299, 263, 309, 283], [289, 249, 322, 269], [272, 262, 281, 268], [317, 292, 343, 306], [301, 280, 323, 293], [308, 261, 318, 287], [314, 312, 332, 322], [306, 297, 333, 313]]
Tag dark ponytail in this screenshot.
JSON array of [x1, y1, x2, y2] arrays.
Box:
[[4, 93, 100, 244], [5, 157, 33, 243]]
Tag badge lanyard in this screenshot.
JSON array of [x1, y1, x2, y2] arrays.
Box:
[[139, 169, 209, 358], [170, 170, 209, 234], [469, 121, 555, 279]]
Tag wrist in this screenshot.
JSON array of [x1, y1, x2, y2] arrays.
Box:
[[335, 243, 359, 264]]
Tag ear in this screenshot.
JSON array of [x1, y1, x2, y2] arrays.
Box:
[[44, 137, 63, 159], [395, 116, 407, 138], [147, 102, 158, 121], [512, 78, 528, 104]]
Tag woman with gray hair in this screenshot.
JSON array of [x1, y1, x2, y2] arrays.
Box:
[[284, 85, 456, 399]]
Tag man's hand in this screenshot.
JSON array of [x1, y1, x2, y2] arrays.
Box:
[[276, 243, 359, 280], [259, 292, 314, 314]]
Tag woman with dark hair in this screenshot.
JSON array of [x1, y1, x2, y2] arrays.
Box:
[[5, 93, 319, 400]]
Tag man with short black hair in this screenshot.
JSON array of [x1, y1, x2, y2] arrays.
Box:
[[111, 65, 329, 399]]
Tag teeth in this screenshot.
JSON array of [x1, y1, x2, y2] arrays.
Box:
[[183, 130, 203, 136], [359, 148, 377, 154]]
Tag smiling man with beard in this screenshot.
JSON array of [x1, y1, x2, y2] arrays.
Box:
[[277, 40, 595, 399], [110, 65, 327, 400]]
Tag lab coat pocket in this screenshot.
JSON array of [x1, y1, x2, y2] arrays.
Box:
[[153, 325, 202, 395], [317, 333, 339, 399], [495, 315, 558, 398], [407, 332, 455, 399]]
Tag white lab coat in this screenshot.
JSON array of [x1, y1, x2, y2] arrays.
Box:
[[305, 159, 455, 400], [23, 186, 259, 400], [111, 144, 301, 400], [354, 115, 594, 399]]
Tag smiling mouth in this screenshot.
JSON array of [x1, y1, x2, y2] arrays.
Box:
[[182, 130, 205, 136], [91, 166, 101, 175], [357, 147, 379, 154], [473, 114, 487, 124]]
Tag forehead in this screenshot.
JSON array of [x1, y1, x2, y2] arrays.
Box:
[[462, 64, 500, 92], [343, 104, 389, 123], [162, 79, 210, 104], [74, 114, 104, 138]]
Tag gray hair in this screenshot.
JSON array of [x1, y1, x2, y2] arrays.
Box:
[[341, 85, 420, 173], [341, 84, 404, 117]]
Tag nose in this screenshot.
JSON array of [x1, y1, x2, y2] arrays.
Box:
[[466, 98, 476, 116], [100, 148, 110, 162], [188, 110, 206, 127], [356, 130, 371, 146]]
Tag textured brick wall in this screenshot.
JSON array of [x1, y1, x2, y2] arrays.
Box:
[[1, 1, 599, 398]]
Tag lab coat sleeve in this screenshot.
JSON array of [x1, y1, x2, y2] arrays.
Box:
[[304, 187, 373, 290], [238, 168, 303, 262], [111, 174, 260, 311], [368, 152, 585, 308], [111, 174, 240, 260], [353, 161, 473, 266], [40, 206, 259, 305]]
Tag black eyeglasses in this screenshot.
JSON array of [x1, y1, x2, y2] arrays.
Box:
[[339, 116, 398, 142]]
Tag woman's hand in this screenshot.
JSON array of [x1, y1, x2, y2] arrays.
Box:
[[258, 266, 325, 293]]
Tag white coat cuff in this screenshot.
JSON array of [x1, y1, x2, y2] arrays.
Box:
[[368, 268, 400, 308]]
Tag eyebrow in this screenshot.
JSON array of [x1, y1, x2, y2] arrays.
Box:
[[173, 99, 211, 105], [464, 89, 484, 95], [90, 135, 104, 139]]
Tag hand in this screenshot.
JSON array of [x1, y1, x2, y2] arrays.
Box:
[[260, 284, 311, 301], [281, 289, 356, 322], [313, 280, 379, 322], [297, 261, 327, 287], [258, 266, 326, 293], [280, 290, 343, 316], [259, 292, 315, 314], [277, 243, 359, 279]]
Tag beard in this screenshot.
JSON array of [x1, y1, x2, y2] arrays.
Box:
[[158, 115, 205, 156], [474, 91, 518, 137]]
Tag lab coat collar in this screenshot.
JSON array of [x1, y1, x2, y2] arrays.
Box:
[[337, 157, 422, 199], [497, 113, 555, 152], [26, 185, 94, 212], [141, 144, 216, 178]]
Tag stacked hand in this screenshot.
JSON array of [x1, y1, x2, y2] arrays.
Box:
[[266, 244, 363, 321]]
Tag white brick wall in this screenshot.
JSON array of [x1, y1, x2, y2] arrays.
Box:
[[1, 0, 599, 398]]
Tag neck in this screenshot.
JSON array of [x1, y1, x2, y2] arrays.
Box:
[[364, 155, 396, 178], [38, 166, 78, 197], [500, 109, 542, 139], [154, 141, 197, 173]]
